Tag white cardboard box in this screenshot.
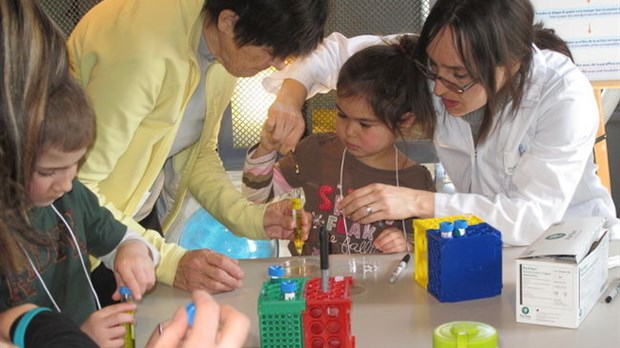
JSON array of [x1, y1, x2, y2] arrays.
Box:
[[515, 217, 609, 328]]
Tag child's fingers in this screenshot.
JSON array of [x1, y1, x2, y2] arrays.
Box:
[[280, 120, 304, 155], [114, 266, 150, 300], [264, 115, 276, 132], [131, 262, 156, 298], [374, 228, 407, 252], [110, 288, 121, 302]]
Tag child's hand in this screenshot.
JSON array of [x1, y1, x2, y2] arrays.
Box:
[[257, 126, 281, 155], [263, 79, 307, 155], [80, 302, 135, 348], [112, 240, 156, 301], [373, 227, 409, 253]]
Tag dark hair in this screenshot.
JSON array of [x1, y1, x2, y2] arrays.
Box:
[[336, 35, 432, 139], [413, 0, 571, 143], [204, 0, 329, 59], [0, 0, 78, 273], [534, 22, 573, 62], [41, 80, 96, 153]]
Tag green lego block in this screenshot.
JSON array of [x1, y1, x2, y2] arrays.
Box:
[[258, 277, 308, 348]]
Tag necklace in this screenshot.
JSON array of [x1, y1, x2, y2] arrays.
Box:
[[18, 203, 101, 312], [338, 146, 407, 254]]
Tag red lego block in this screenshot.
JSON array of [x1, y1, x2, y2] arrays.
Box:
[[302, 276, 356, 348]]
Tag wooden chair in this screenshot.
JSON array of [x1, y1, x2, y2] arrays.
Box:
[[592, 80, 620, 194]]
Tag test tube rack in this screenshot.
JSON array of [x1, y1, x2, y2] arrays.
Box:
[[303, 277, 355, 348], [258, 276, 355, 348], [413, 215, 503, 302], [258, 277, 308, 348], [413, 215, 483, 289]]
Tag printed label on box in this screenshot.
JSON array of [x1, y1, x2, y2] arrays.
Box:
[[520, 265, 575, 310]]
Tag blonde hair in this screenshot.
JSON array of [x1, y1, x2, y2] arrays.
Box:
[[0, 0, 79, 273]]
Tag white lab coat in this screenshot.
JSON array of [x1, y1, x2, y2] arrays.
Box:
[[264, 32, 619, 246]]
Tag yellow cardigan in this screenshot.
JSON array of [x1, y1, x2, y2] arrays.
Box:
[[68, 0, 267, 285]]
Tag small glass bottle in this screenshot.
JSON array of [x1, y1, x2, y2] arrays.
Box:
[[280, 280, 298, 300], [119, 286, 135, 348]]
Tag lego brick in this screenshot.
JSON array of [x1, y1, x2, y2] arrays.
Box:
[[303, 277, 355, 348], [258, 278, 308, 348], [426, 222, 503, 302], [413, 215, 483, 289]]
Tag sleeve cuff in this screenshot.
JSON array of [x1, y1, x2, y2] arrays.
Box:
[[99, 229, 162, 270]]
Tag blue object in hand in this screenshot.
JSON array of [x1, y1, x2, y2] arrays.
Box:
[[186, 302, 195, 327]]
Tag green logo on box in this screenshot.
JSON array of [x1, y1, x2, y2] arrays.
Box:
[[545, 233, 565, 240], [522, 307, 530, 315]]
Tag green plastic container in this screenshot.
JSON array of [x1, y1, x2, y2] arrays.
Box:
[[433, 321, 498, 348], [258, 277, 308, 348]]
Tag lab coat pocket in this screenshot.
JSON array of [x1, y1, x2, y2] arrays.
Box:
[[500, 151, 520, 192], [502, 151, 520, 175]]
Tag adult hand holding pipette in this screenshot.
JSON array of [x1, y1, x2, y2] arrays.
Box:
[[263, 199, 312, 241]]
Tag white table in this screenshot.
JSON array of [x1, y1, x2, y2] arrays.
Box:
[[135, 242, 620, 347]]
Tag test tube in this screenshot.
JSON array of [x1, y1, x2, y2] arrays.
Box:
[[119, 286, 135, 348], [453, 219, 468, 237], [291, 187, 304, 254], [268, 264, 285, 284], [280, 280, 298, 300], [439, 221, 454, 239]]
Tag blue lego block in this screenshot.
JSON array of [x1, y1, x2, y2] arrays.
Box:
[[426, 222, 502, 302]]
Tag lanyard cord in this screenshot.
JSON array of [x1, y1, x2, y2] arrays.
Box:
[[18, 242, 61, 312], [338, 146, 407, 254], [338, 148, 351, 254]]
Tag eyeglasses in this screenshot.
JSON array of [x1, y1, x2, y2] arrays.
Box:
[[414, 60, 478, 94]]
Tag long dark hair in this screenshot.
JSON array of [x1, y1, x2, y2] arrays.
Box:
[[337, 35, 433, 138], [413, 0, 572, 143], [0, 0, 78, 274]]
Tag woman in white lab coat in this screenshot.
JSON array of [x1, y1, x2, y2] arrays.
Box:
[[262, 0, 618, 246]]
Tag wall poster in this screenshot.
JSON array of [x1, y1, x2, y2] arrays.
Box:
[[533, 0, 620, 82]]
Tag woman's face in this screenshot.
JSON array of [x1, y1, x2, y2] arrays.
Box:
[[205, 10, 287, 78], [426, 26, 493, 116]]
